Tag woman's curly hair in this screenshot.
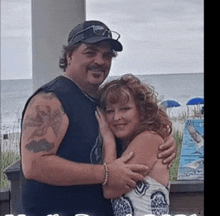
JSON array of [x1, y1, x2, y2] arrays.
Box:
[[99, 74, 172, 140]]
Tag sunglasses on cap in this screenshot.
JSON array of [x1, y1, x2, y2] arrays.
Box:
[[68, 25, 121, 46]]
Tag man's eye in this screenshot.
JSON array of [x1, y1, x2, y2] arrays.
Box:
[[84, 50, 96, 56], [104, 52, 114, 59]]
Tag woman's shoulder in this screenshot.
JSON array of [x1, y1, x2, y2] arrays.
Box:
[[134, 130, 164, 145], [123, 130, 164, 166], [126, 131, 164, 156]]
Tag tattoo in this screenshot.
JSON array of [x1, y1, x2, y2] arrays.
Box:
[[28, 92, 55, 107], [23, 105, 63, 140], [25, 138, 55, 153]]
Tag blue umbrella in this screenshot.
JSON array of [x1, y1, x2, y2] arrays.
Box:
[[160, 100, 181, 108], [186, 97, 204, 105]]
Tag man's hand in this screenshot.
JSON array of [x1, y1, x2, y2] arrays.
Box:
[[158, 135, 177, 168], [107, 152, 148, 194]]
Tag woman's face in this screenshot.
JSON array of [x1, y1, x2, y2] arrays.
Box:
[[105, 95, 141, 143]]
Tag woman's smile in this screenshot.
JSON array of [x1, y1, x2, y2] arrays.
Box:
[[113, 122, 127, 129], [106, 96, 141, 143]]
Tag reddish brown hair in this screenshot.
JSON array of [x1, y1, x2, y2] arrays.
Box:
[[99, 74, 172, 139]]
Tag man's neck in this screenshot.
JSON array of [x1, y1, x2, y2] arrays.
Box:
[[81, 83, 99, 98], [63, 74, 99, 98]]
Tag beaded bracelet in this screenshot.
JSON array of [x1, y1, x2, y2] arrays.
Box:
[[102, 162, 109, 186]]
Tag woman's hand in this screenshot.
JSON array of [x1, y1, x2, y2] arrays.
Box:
[[95, 107, 117, 164], [95, 107, 115, 143]]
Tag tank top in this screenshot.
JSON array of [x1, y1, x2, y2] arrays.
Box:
[[111, 176, 170, 216], [19, 76, 113, 216]]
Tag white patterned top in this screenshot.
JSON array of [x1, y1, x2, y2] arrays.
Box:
[[111, 176, 170, 216]]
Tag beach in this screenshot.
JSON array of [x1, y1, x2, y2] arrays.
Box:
[[0, 74, 204, 187], [1, 73, 203, 154]]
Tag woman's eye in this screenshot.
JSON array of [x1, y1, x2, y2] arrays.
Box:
[[106, 110, 114, 114], [121, 107, 131, 111], [86, 52, 95, 55]]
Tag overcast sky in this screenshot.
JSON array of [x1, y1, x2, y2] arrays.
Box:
[[1, 0, 203, 80], [1, 0, 32, 80]]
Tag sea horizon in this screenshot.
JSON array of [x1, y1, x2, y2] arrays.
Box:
[[0, 71, 204, 81], [1, 73, 204, 135]]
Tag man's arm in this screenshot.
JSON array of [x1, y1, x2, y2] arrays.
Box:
[[21, 92, 106, 185], [21, 92, 147, 187], [102, 131, 161, 199], [158, 135, 177, 168]]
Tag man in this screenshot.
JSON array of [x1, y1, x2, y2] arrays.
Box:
[[19, 20, 176, 216]]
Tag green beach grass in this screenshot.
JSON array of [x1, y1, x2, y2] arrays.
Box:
[[0, 151, 20, 188], [169, 129, 183, 181]]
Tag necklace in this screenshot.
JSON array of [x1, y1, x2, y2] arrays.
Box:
[[81, 90, 97, 103], [62, 75, 97, 103]]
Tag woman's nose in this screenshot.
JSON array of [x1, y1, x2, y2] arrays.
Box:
[[114, 110, 122, 121]]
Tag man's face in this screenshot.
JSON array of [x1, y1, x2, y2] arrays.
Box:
[[66, 43, 113, 89]]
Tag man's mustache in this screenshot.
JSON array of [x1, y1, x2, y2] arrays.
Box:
[[88, 65, 106, 72]]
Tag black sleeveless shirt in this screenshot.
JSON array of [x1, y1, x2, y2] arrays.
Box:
[[19, 76, 113, 216]]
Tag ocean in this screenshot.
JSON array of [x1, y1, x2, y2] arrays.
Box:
[[1, 73, 204, 135]]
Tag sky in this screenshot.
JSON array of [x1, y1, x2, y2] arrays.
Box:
[[1, 0, 32, 80], [1, 0, 204, 80]]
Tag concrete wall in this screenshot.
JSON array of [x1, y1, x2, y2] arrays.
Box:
[[0, 2, 85, 215], [32, 0, 86, 90]]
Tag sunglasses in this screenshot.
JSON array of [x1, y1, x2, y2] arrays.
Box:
[[68, 25, 121, 45]]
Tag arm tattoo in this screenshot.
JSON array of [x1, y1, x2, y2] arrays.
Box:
[[25, 138, 55, 153], [23, 105, 63, 140]]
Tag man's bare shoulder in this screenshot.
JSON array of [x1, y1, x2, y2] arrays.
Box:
[[27, 92, 64, 109], [22, 92, 68, 142]]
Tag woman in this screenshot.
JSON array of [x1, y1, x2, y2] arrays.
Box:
[[95, 74, 172, 216]]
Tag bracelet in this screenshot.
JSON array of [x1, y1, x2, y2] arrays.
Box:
[[102, 163, 109, 186]]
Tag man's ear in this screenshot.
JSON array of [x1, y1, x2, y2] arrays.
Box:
[[66, 53, 72, 66]]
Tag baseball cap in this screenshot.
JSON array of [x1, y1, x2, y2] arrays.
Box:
[[68, 20, 123, 51]]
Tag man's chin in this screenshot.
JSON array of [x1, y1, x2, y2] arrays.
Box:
[[88, 71, 107, 85]]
